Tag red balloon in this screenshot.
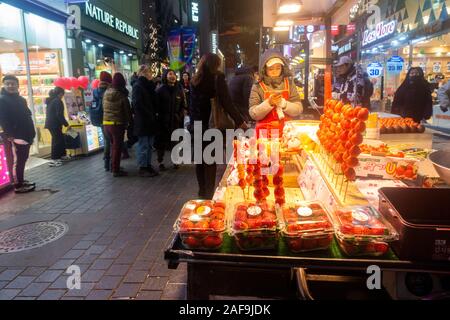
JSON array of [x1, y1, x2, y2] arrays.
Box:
[[69, 77, 80, 89], [78, 76, 89, 89], [91, 79, 100, 89], [61, 78, 72, 90], [53, 77, 65, 88]]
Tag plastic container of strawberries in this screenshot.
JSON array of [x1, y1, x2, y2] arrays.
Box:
[[281, 201, 334, 253], [333, 206, 398, 257], [232, 201, 279, 251], [174, 200, 227, 251]]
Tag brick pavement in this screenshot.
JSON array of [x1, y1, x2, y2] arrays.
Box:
[[0, 152, 199, 300]]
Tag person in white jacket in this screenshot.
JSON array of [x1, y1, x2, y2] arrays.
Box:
[[249, 49, 303, 138]]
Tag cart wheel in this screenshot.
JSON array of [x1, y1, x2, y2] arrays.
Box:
[[295, 268, 314, 300]]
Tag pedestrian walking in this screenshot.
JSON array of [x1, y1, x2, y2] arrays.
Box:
[[132, 65, 159, 177], [103, 73, 132, 177]]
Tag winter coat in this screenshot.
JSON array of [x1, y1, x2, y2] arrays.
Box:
[[156, 83, 186, 138], [249, 49, 303, 121], [392, 80, 433, 123], [229, 67, 254, 122], [45, 98, 69, 129], [0, 88, 36, 144], [103, 87, 132, 126], [131, 76, 158, 136], [333, 65, 373, 108], [91, 81, 110, 127], [189, 71, 244, 130], [438, 80, 450, 111]]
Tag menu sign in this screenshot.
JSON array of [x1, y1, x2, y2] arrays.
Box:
[[0, 50, 61, 75]]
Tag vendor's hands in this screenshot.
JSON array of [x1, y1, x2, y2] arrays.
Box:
[[269, 93, 283, 107]]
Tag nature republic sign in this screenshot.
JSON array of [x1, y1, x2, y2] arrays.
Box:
[[84, 1, 139, 40]]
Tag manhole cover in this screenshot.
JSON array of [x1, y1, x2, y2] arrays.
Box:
[[0, 221, 68, 254]]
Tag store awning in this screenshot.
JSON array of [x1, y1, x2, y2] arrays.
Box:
[[2, 0, 70, 24]]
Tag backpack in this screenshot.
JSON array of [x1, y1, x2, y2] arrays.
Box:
[[90, 88, 105, 127]]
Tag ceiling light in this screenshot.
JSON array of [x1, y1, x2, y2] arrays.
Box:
[[276, 19, 294, 27], [30, 45, 40, 49], [278, 3, 302, 14], [391, 40, 399, 46], [98, 43, 104, 48], [3, 39, 14, 43], [119, 50, 124, 54], [399, 36, 407, 41], [128, 53, 133, 57], [85, 39, 92, 43], [274, 26, 290, 32]]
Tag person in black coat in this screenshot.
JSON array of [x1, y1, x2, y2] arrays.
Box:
[[190, 53, 247, 199], [132, 65, 159, 177], [228, 66, 255, 122], [0, 75, 36, 193], [392, 67, 433, 123], [155, 69, 187, 171], [45, 86, 69, 166]]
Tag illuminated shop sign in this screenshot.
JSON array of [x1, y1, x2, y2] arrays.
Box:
[[362, 20, 397, 47], [84, 1, 139, 40], [191, 1, 199, 23]]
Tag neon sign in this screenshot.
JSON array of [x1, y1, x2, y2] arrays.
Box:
[[362, 20, 397, 47]]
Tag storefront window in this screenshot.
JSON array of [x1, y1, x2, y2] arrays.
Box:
[[0, 3, 69, 155], [82, 39, 137, 86], [24, 12, 69, 151]]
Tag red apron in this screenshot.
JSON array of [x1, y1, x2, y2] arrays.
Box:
[[256, 78, 291, 139]]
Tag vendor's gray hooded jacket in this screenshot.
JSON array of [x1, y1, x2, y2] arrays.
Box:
[[249, 49, 303, 121]]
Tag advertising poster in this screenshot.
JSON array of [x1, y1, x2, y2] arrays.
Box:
[[168, 28, 183, 70], [0, 50, 60, 75], [182, 27, 197, 65], [86, 124, 100, 152]]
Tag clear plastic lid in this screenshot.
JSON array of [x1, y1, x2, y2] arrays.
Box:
[[333, 206, 398, 242], [232, 201, 278, 233], [175, 200, 226, 233], [281, 201, 333, 236]]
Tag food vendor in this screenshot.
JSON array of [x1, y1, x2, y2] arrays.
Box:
[[249, 49, 303, 138]]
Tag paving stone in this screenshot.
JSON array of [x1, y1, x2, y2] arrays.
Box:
[[168, 270, 187, 284], [35, 270, 63, 283], [122, 271, 149, 284], [82, 233, 103, 241], [161, 284, 187, 300], [99, 249, 122, 259], [86, 290, 113, 300], [131, 261, 153, 271], [19, 283, 51, 297], [85, 245, 107, 255], [149, 263, 172, 277], [75, 254, 99, 264], [21, 267, 47, 277], [135, 291, 162, 300], [62, 250, 85, 259], [64, 283, 95, 297], [90, 259, 114, 270], [49, 260, 73, 272], [49, 275, 69, 289], [72, 241, 94, 250], [0, 289, 21, 300], [95, 276, 123, 290], [142, 277, 169, 291], [0, 269, 24, 281], [112, 283, 140, 299], [105, 265, 131, 276], [82, 270, 105, 282], [6, 276, 36, 289], [0, 281, 7, 289], [14, 296, 36, 300], [38, 290, 66, 300]]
